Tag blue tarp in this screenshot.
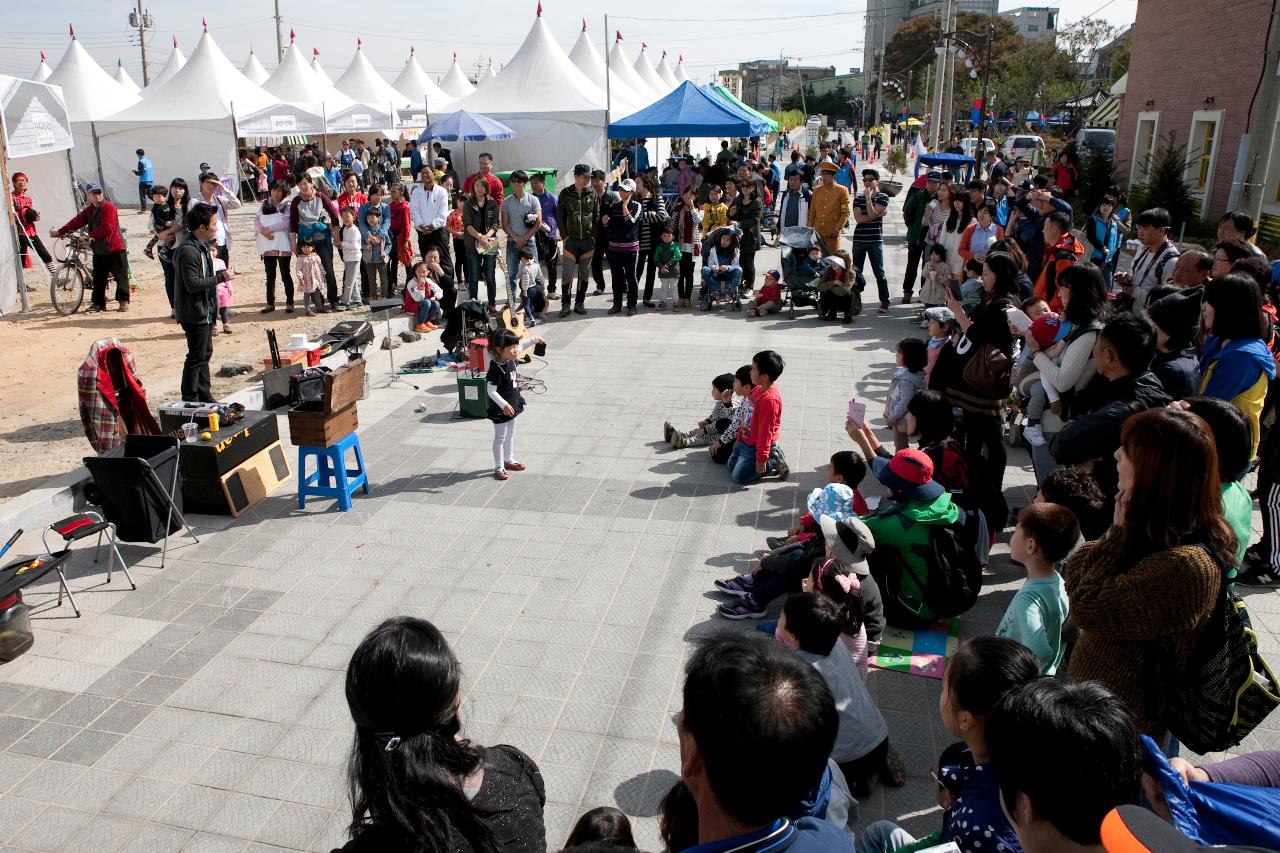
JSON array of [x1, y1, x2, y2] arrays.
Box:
[[608, 80, 772, 140], [418, 110, 517, 143]]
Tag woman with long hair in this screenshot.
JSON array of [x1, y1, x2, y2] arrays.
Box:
[[939, 193, 974, 284], [1199, 273, 1276, 457], [987, 237, 1032, 299], [463, 177, 500, 308], [939, 251, 1018, 495], [1065, 408, 1231, 738], [154, 177, 191, 312], [255, 180, 295, 312], [729, 176, 763, 293], [1025, 262, 1112, 484], [339, 617, 546, 852]]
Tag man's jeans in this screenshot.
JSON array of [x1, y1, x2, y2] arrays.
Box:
[[729, 440, 777, 484], [851, 242, 889, 304]]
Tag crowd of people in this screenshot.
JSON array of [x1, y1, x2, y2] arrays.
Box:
[[18, 128, 1280, 853]]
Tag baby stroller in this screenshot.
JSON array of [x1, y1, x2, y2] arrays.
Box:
[[778, 226, 827, 318], [699, 226, 743, 312]]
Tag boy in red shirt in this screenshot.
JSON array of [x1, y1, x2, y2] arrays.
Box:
[[729, 350, 789, 483], [746, 269, 784, 316]]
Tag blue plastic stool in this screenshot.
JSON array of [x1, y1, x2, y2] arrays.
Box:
[[297, 433, 369, 511]]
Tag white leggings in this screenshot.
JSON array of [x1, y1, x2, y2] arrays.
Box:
[[492, 419, 517, 470]]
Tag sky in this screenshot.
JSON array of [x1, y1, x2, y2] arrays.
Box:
[[1, 0, 1137, 87]]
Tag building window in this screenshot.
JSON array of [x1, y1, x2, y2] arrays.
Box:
[[1131, 112, 1160, 185], [1027, 24, 1039, 31], [1185, 110, 1224, 198]]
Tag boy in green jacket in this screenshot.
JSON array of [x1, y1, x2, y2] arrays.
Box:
[[653, 226, 683, 311], [862, 448, 958, 627]]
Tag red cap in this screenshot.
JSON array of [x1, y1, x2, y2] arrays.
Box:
[[889, 449, 934, 484]]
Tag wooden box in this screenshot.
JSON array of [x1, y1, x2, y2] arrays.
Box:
[[287, 405, 358, 447]]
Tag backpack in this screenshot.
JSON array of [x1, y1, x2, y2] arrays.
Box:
[[874, 505, 986, 627], [1162, 545, 1280, 754]]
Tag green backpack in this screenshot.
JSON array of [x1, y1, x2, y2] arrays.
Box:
[[1163, 546, 1280, 754]]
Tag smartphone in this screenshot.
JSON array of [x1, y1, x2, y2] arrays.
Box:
[[1005, 307, 1032, 333], [848, 398, 866, 428]]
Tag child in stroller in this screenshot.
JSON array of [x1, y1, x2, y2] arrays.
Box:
[[699, 227, 743, 311], [779, 226, 827, 318]]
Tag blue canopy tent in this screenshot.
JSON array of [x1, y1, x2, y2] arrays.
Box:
[[914, 152, 975, 182], [608, 80, 772, 140]]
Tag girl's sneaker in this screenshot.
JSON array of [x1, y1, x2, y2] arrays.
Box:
[[1023, 424, 1046, 446], [494, 468, 510, 481], [415, 323, 431, 333], [716, 596, 768, 620], [504, 461, 526, 472], [713, 574, 757, 597]]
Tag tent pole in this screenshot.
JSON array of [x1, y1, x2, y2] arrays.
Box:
[[90, 120, 106, 191], [603, 14, 612, 166], [0, 111, 30, 314]]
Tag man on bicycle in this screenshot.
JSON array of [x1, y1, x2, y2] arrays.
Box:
[[51, 183, 129, 313]]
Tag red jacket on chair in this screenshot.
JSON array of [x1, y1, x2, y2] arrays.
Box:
[[78, 338, 161, 453]]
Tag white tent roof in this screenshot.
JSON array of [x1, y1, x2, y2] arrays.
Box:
[[113, 61, 140, 94], [674, 59, 689, 83], [310, 52, 333, 84], [100, 31, 276, 122], [149, 43, 187, 89], [439, 58, 475, 98], [633, 46, 669, 95], [47, 37, 139, 121], [263, 43, 354, 111], [452, 16, 606, 118], [567, 28, 649, 117], [484, 61, 497, 79], [32, 56, 52, 83], [334, 44, 411, 109], [608, 41, 662, 103], [656, 54, 680, 90], [392, 53, 453, 109], [242, 50, 270, 85]]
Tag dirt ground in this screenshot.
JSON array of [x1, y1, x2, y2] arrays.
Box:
[[0, 206, 370, 503]]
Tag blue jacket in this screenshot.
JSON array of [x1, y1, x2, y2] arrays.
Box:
[[1153, 348, 1200, 400], [1087, 212, 1121, 266], [1200, 335, 1276, 454]]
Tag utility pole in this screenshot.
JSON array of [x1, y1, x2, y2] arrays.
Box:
[[1235, 2, 1280, 219], [274, 0, 285, 63], [874, 26, 886, 127], [128, 0, 153, 85], [906, 69, 913, 117], [975, 20, 994, 177], [929, 0, 950, 149]]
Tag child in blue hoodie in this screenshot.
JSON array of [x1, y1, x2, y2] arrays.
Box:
[[1199, 275, 1277, 457]]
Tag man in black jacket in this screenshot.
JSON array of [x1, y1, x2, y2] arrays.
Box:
[[1050, 313, 1171, 502], [173, 204, 235, 402]]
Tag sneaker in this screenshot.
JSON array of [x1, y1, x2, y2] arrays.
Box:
[[643, 301, 656, 308], [261, 305, 276, 314], [143, 249, 155, 260], [664, 422, 674, 443], [658, 301, 667, 310], [773, 446, 790, 481], [574, 304, 587, 315], [901, 295, 912, 305], [626, 308, 636, 316], [560, 306, 572, 318], [504, 461, 527, 472], [494, 469, 510, 481], [672, 432, 687, 450], [1235, 559, 1280, 587], [415, 323, 430, 332], [717, 597, 769, 620], [118, 302, 129, 312], [594, 287, 605, 295], [1023, 424, 1046, 447], [766, 535, 789, 550], [878, 301, 890, 314], [285, 304, 295, 314], [222, 326, 233, 335], [713, 575, 757, 597], [607, 307, 622, 315]]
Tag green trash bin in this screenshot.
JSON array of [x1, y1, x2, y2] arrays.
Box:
[[495, 168, 557, 196], [458, 374, 488, 419]]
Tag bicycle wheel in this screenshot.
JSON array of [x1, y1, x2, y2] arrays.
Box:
[[50, 264, 86, 315]]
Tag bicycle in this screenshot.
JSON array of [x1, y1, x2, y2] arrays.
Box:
[[50, 231, 90, 315]]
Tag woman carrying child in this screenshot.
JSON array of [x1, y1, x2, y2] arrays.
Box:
[[487, 329, 546, 481]]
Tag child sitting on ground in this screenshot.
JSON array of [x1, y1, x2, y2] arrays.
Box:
[[665, 373, 736, 450], [653, 225, 682, 311], [295, 239, 326, 316], [923, 307, 957, 384], [959, 257, 985, 311], [765, 451, 870, 550], [810, 516, 885, 674], [776, 593, 904, 796], [856, 636, 1039, 853], [709, 365, 754, 465], [408, 260, 444, 332], [747, 269, 784, 316], [995, 503, 1079, 674], [886, 337, 928, 451], [919, 243, 951, 308], [1015, 307, 1073, 447]]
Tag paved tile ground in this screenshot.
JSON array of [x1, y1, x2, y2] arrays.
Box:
[[1, 213, 1277, 853]]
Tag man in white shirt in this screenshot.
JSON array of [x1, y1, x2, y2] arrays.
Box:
[[1115, 207, 1179, 311], [198, 171, 243, 266], [410, 167, 451, 270]]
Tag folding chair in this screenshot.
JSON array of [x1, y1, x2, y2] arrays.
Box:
[[41, 512, 135, 617]]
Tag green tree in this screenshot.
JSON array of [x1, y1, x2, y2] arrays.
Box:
[[992, 41, 1073, 128], [1109, 33, 1131, 81], [1130, 131, 1196, 230], [1075, 150, 1121, 217], [1055, 18, 1117, 101]]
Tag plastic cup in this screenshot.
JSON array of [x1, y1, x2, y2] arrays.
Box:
[[182, 423, 198, 443]]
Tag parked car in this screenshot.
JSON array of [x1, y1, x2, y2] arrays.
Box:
[[960, 138, 997, 160], [1002, 135, 1045, 166], [1075, 127, 1116, 159]]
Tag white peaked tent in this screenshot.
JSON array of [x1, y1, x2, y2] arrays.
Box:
[[95, 31, 278, 200], [32, 56, 53, 84], [242, 50, 270, 85], [439, 58, 475, 99], [242, 42, 353, 136], [608, 41, 662, 104], [656, 54, 680, 91], [113, 61, 140, 94], [311, 52, 333, 84], [451, 15, 608, 180], [634, 46, 669, 95], [334, 44, 411, 113], [674, 60, 689, 83], [149, 43, 187, 89], [484, 61, 497, 79], [568, 27, 650, 120], [47, 37, 140, 186], [392, 53, 453, 115]]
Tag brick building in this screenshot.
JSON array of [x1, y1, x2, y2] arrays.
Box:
[[1115, 0, 1274, 223]]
